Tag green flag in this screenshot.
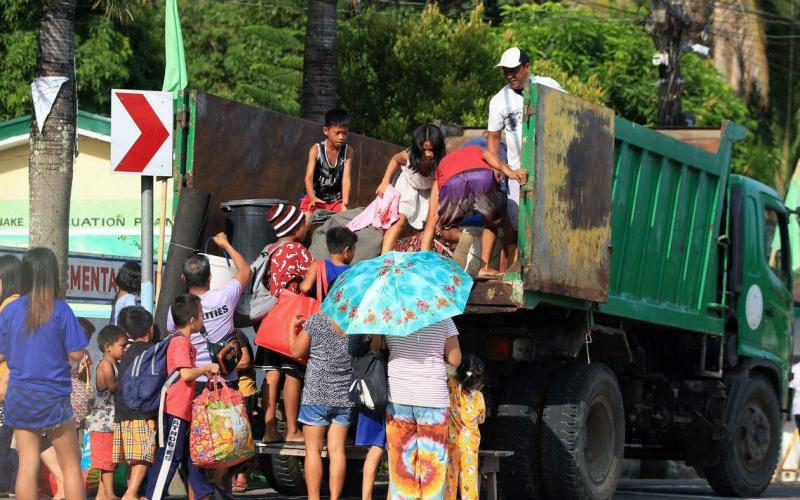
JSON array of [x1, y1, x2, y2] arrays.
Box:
[[162, 0, 187, 93]]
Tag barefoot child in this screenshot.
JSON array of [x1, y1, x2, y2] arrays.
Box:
[[299, 226, 357, 299], [288, 313, 354, 500], [90, 326, 128, 500], [301, 108, 353, 221], [144, 294, 219, 500], [445, 354, 486, 500], [377, 124, 446, 254], [420, 144, 527, 278], [114, 306, 158, 500], [258, 203, 311, 443]]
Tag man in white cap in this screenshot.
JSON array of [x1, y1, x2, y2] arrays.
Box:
[[487, 47, 564, 264]]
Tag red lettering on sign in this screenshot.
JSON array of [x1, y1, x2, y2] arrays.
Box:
[[100, 267, 109, 292], [90, 267, 100, 291], [109, 269, 118, 293], [82, 266, 90, 291], [69, 265, 81, 291]]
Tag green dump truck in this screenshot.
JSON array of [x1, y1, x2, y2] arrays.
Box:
[[461, 85, 794, 499], [170, 89, 793, 499]]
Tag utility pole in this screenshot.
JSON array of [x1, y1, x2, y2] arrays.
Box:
[[648, 0, 693, 126]]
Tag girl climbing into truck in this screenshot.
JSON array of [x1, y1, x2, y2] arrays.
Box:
[[420, 143, 526, 278], [376, 124, 446, 254]]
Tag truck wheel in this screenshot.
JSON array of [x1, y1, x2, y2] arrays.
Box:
[[496, 363, 557, 499], [264, 454, 306, 496], [541, 363, 624, 500], [705, 374, 781, 497]]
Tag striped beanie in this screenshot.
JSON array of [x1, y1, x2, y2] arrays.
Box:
[[266, 203, 305, 237]]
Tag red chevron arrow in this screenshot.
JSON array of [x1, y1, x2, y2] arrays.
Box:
[[114, 92, 170, 172]]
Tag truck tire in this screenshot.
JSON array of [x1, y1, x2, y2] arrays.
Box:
[[541, 363, 624, 500], [264, 454, 306, 496], [704, 374, 781, 498], [496, 363, 557, 499]]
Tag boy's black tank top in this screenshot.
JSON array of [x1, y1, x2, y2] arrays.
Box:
[[313, 141, 347, 203]]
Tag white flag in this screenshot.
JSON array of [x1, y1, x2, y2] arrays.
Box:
[[31, 76, 69, 133]]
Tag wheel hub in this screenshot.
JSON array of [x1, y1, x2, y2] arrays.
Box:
[[736, 401, 771, 472], [584, 396, 615, 483]]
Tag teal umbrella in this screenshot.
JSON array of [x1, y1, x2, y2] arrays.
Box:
[[321, 251, 473, 336]]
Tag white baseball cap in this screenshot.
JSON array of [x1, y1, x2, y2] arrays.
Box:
[[495, 47, 531, 68]]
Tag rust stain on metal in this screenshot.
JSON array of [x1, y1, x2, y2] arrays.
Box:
[[185, 93, 404, 240], [523, 86, 614, 303]]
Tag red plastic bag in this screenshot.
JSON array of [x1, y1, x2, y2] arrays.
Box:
[[190, 376, 255, 468], [254, 262, 328, 364]]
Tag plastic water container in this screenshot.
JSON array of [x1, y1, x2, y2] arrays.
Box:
[[220, 199, 286, 262], [206, 253, 238, 290]]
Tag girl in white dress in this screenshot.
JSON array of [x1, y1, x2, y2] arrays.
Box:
[[376, 124, 446, 254]]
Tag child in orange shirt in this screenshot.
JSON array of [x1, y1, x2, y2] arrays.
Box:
[[143, 294, 219, 500]]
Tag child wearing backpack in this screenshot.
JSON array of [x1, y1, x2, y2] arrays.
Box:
[[89, 325, 128, 500], [114, 306, 157, 500], [144, 294, 219, 500]]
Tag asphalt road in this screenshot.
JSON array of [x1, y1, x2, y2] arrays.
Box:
[[191, 479, 800, 499]]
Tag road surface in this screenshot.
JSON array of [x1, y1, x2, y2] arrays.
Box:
[[183, 479, 800, 499]]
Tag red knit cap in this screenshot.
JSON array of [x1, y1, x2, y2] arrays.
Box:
[[266, 203, 304, 237]]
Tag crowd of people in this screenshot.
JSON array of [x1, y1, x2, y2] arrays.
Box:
[[0, 45, 554, 500]]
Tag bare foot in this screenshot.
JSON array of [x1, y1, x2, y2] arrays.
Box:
[[262, 430, 282, 443], [122, 494, 141, 500], [285, 431, 305, 443], [477, 267, 504, 279]]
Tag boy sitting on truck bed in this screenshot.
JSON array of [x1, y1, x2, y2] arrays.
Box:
[[301, 108, 353, 222]]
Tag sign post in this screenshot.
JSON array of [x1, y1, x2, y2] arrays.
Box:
[[111, 90, 173, 313]]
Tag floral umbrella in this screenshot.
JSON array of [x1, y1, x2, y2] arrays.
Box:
[[320, 251, 474, 336]]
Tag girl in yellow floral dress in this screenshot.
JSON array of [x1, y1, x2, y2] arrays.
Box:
[[446, 354, 486, 500]]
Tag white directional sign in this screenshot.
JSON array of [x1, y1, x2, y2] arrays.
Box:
[[111, 89, 173, 177]]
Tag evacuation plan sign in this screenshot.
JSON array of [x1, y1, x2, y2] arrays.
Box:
[[111, 89, 173, 176]]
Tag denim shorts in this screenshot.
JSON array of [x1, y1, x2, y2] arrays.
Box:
[[298, 405, 353, 427]]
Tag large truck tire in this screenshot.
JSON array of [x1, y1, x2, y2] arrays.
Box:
[[496, 363, 557, 499], [264, 455, 306, 496], [704, 374, 781, 498], [541, 363, 624, 500]]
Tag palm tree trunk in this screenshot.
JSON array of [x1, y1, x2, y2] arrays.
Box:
[[301, 0, 338, 122], [29, 0, 77, 285]]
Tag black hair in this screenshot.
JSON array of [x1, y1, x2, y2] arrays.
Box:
[[78, 317, 96, 341], [0, 255, 22, 304], [183, 255, 211, 288], [21, 247, 63, 334], [407, 124, 446, 174], [326, 227, 358, 255], [97, 324, 127, 351], [324, 108, 350, 128], [119, 305, 153, 340], [456, 353, 485, 392], [115, 261, 141, 294], [171, 293, 202, 328]]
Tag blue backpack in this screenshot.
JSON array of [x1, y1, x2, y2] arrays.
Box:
[[120, 334, 180, 414]]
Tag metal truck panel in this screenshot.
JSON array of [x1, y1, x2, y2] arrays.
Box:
[[517, 82, 744, 332], [178, 92, 403, 240], [521, 85, 615, 302], [596, 120, 743, 333]]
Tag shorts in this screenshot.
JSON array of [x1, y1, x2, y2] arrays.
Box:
[[300, 195, 344, 214], [113, 420, 157, 464], [298, 405, 353, 427], [255, 348, 305, 377], [355, 408, 386, 448], [90, 431, 115, 471], [438, 169, 506, 229]]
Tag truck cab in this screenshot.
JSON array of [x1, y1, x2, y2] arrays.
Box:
[[730, 175, 792, 404]]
